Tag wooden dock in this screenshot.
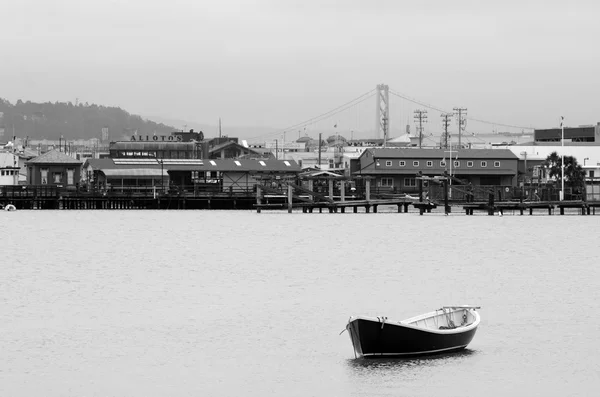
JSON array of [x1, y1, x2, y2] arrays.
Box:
[[254, 179, 440, 214], [463, 200, 600, 216], [255, 198, 437, 213]]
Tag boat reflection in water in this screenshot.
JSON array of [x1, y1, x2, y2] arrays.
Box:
[[346, 348, 477, 371], [345, 306, 481, 359]]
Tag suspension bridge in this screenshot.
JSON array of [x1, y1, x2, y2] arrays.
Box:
[[246, 84, 535, 147]]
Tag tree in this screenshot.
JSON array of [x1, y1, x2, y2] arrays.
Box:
[[543, 151, 586, 190]]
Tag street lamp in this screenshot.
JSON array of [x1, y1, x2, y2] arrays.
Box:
[[158, 158, 164, 192], [560, 116, 565, 201]]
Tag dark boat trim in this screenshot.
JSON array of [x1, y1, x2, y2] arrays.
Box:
[[361, 344, 468, 357]]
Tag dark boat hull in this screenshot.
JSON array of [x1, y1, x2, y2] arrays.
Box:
[[347, 318, 478, 358]]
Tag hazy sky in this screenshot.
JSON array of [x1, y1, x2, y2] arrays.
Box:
[[3, 0, 599, 139]]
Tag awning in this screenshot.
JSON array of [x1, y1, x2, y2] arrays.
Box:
[[100, 168, 169, 178]]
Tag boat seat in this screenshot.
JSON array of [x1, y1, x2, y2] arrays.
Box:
[[439, 325, 457, 330]]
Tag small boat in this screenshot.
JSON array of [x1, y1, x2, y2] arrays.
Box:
[[345, 306, 480, 358]]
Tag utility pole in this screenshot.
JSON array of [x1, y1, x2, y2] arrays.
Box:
[[318, 132, 322, 168], [453, 107, 467, 147], [413, 110, 428, 149], [441, 113, 453, 149]]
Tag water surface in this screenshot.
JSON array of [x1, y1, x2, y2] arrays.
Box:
[[2, 210, 599, 396]]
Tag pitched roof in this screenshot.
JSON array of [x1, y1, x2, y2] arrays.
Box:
[[27, 150, 82, 165], [366, 148, 519, 160], [83, 158, 301, 173], [209, 140, 260, 155]]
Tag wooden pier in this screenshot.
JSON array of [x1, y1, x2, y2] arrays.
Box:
[[253, 174, 599, 216], [254, 177, 438, 214], [255, 198, 436, 214], [463, 200, 600, 216], [2, 177, 598, 215]]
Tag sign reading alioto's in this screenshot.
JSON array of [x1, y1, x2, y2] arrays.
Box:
[[130, 135, 183, 142]]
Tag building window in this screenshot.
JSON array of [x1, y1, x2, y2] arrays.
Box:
[[385, 160, 392, 167], [381, 177, 394, 187], [53, 172, 62, 184], [404, 178, 417, 187], [0, 171, 4, 176], [494, 161, 501, 167], [413, 161, 419, 167], [426, 161, 433, 167], [41, 168, 48, 184], [399, 161, 406, 167], [467, 161, 474, 167], [67, 169, 74, 185], [454, 161, 460, 168], [440, 160, 446, 167], [481, 161, 487, 167], [590, 171, 595, 178]]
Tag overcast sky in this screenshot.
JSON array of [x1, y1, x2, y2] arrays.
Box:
[[3, 0, 599, 138]]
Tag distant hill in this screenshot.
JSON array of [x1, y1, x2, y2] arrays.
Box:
[[0, 98, 176, 141]]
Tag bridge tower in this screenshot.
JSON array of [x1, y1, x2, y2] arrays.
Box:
[[375, 84, 389, 146]]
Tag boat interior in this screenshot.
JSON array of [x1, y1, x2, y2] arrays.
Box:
[[402, 306, 480, 330]]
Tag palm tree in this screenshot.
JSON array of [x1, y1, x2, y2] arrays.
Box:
[[543, 151, 586, 197]]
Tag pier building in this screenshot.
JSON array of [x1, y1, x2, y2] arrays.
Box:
[[0, 152, 20, 185], [26, 150, 83, 187], [83, 157, 301, 195], [353, 148, 519, 195]]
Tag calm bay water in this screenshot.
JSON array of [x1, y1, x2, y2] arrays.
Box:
[[2, 209, 599, 396]]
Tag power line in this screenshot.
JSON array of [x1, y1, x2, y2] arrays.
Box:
[[389, 88, 534, 131], [246, 89, 377, 142]]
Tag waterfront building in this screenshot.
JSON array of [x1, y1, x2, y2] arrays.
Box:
[[0, 152, 20, 185], [109, 132, 264, 160], [534, 123, 600, 143], [26, 149, 83, 187], [109, 140, 203, 159], [353, 148, 518, 194], [83, 158, 301, 194]]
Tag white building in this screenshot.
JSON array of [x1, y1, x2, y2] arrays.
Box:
[[0, 152, 20, 185]]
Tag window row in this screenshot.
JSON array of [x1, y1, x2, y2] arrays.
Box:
[[384, 160, 501, 168], [380, 177, 417, 187], [40, 168, 75, 185], [1, 170, 19, 176]]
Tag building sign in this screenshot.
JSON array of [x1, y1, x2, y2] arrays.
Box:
[[131, 135, 183, 142]]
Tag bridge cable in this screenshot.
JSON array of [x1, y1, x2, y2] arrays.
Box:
[[246, 89, 377, 142], [389, 88, 534, 131]]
